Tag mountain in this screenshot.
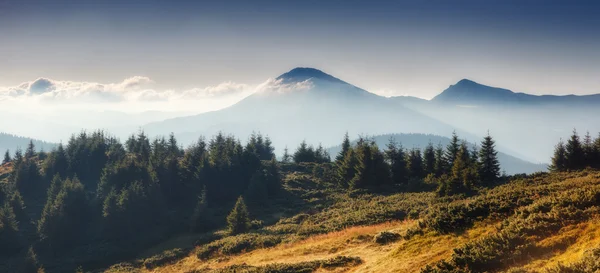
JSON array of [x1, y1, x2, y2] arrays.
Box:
[[432, 79, 600, 106], [0, 132, 58, 155], [399, 79, 600, 163], [327, 133, 547, 175], [144, 67, 458, 153]]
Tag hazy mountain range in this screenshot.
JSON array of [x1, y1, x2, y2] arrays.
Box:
[[2, 67, 597, 173]]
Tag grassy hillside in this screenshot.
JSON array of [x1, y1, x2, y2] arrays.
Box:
[[102, 166, 600, 273]]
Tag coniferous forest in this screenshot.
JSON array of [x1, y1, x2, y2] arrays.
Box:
[[1, 129, 600, 272]]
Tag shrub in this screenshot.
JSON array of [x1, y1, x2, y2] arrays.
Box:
[[373, 231, 401, 245]]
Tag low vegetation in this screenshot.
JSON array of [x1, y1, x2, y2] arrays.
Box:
[[1, 129, 600, 272]]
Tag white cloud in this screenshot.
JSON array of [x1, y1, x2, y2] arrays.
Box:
[[255, 78, 314, 94], [0, 76, 253, 103]]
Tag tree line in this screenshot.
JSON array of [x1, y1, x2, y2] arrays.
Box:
[[325, 132, 501, 196], [0, 129, 502, 272], [550, 129, 600, 172]]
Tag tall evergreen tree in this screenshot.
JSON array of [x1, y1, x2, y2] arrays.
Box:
[[384, 138, 408, 185], [37, 176, 88, 248], [281, 146, 291, 163], [190, 186, 208, 232], [407, 148, 424, 179], [227, 196, 251, 235], [2, 150, 10, 164], [423, 142, 436, 176], [444, 131, 460, 171], [478, 134, 500, 184], [550, 139, 567, 172], [0, 203, 22, 255], [565, 129, 584, 170], [25, 140, 35, 159], [433, 143, 446, 177], [583, 131, 594, 166], [336, 148, 357, 188], [350, 139, 390, 188], [336, 132, 351, 163]]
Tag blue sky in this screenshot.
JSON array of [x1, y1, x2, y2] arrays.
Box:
[[1, 0, 599, 99]]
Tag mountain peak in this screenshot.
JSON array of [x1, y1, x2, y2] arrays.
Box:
[[277, 67, 345, 84], [455, 78, 478, 86], [432, 79, 516, 103]]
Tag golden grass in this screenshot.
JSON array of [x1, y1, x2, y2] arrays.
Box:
[[518, 217, 600, 272], [143, 220, 499, 273]]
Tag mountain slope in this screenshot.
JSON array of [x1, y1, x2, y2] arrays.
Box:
[[327, 133, 547, 174], [0, 132, 58, 155]]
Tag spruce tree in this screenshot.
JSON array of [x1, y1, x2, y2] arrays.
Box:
[[478, 134, 500, 184], [227, 196, 251, 234], [550, 139, 567, 172], [336, 132, 351, 163], [2, 150, 10, 164], [423, 142, 436, 176], [38, 176, 88, 248], [281, 146, 291, 163], [336, 148, 357, 188], [25, 140, 35, 159], [433, 143, 446, 177], [385, 138, 408, 185], [245, 170, 268, 204], [407, 148, 424, 179], [444, 131, 460, 171], [190, 186, 208, 232], [565, 129, 584, 170], [583, 131, 594, 166], [0, 203, 22, 255]]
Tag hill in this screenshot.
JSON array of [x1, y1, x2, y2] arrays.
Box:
[[0, 132, 57, 155], [103, 169, 600, 273], [327, 133, 548, 174]]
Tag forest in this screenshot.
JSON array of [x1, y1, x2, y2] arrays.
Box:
[[0, 129, 599, 273]]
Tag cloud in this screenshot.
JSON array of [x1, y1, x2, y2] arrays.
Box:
[[0, 76, 252, 103], [255, 78, 314, 94]]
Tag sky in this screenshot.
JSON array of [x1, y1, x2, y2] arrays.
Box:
[[1, 0, 600, 107]]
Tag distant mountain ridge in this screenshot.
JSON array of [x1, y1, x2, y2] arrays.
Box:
[[0, 132, 58, 155], [432, 79, 600, 106]]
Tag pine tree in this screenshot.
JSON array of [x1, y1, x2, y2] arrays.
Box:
[[245, 170, 268, 203], [565, 129, 585, 170], [594, 133, 600, 168], [444, 131, 460, 171], [407, 148, 424, 179], [0, 203, 22, 255], [190, 186, 208, 232], [25, 140, 35, 159], [2, 150, 10, 164], [37, 176, 88, 248], [478, 134, 500, 184], [423, 142, 436, 176], [350, 140, 389, 188], [434, 143, 446, 177], [583, 131, 594, 166], [385, 138, 407, 185], [227, 196, 251, 234], [281, 146, 291, 163], [336, 132, 351, 163], [14, 148, 23, 166], [550, 139, 567, 172], [336, 148, 357, 188]]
